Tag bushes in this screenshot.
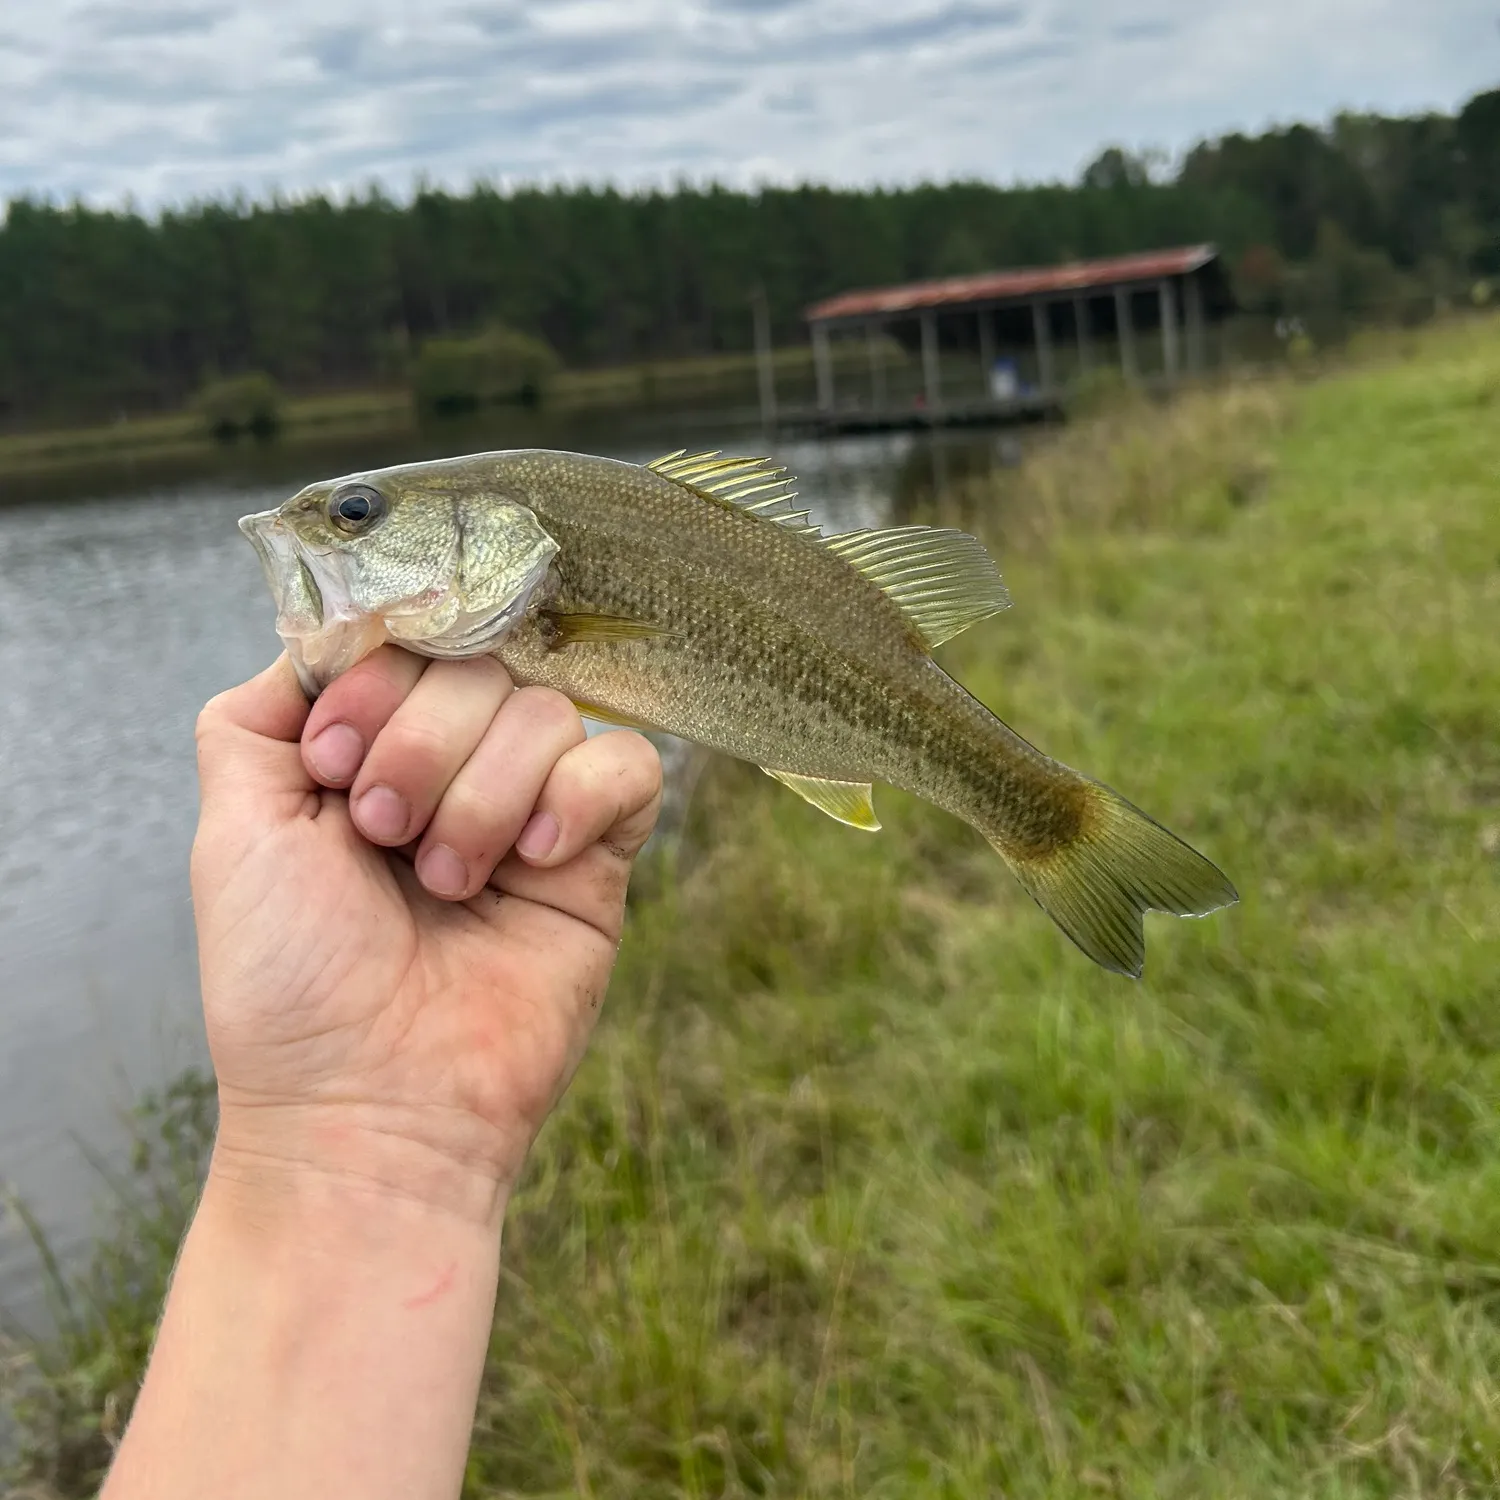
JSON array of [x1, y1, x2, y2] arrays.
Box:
[[411, 327, 560, 417], [193, 371, 282, 441]]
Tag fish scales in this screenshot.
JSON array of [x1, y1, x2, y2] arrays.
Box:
[[499, 454, 948, 778], [240, 447, 1237, 975]]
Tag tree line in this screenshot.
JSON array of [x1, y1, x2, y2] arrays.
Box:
[[1, 88, 1497, 424]]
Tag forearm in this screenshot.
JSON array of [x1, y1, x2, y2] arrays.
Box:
[[103, 1152, 504, 1500]]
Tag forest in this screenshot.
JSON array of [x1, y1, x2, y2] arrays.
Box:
[[1, 86, 1497, 424]]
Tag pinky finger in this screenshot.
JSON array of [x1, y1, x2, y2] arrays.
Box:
[[515, 729, 663, 869]]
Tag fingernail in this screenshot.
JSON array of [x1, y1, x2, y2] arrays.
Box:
[[353, 785, 410, 843], [417, 844, 468, 898], [517, 810, 560, 860], [307, 723, 364, 783]]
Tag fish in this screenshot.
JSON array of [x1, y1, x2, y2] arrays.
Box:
[[239, 448, 1237, 975]]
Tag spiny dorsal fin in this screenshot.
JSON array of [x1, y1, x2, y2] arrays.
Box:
[[648, 450, 820, 538], [822, 525, 1011, 650], [762, 769, 881, 830]]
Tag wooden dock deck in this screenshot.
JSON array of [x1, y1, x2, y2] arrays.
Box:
[[773, 391, 1064, 436]]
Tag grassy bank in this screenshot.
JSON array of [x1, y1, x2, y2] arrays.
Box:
[[0, 343, 895, 488], [6, 318, 1500, 1496]]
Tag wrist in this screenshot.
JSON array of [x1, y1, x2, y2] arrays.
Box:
[[211, 1096, 515, 1235], [105, 1123, 505, 1500]]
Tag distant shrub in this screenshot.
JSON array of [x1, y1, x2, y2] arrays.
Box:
[[1067, 364, 1135, 417], [194, 372, 283, 442], [412, 327, 561, 417]]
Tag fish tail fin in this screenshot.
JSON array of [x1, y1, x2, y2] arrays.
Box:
[[982, 776, 1238, 978]]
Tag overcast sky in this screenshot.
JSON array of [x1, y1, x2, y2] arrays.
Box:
[[1, 0, 1496, 209]]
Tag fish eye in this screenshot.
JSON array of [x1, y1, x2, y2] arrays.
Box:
[[327, 483, 387, 535]]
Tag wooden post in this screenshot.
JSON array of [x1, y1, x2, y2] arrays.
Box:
[[1072, 293, 1091, 376], [978, 308, 995, 396], [812, 321, 834, 413], [1031, 299, 1055, 393], [865, 319, 886, 409], [1184, 272, 1206, 373], [1114, 285, 1138, 382], [1158, 278, 1179, 383], [752, 285, 776, 429], [920, 309, 941, 414]]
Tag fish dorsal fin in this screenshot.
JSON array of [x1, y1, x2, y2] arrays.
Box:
[[648, 450, 820, 538], [762, 769, 881, 830], [649, 451, 1009, 651], [822, 525, 1010, 650]]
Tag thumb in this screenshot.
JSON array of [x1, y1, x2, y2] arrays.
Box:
[[196, 654, 314, 819]]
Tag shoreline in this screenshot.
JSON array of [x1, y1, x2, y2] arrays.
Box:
[[0, 345, 891, 496]]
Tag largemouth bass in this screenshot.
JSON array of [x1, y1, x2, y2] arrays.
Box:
[[239, 448, 1236, 975]]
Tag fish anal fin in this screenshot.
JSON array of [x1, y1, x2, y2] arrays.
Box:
[[762, 769, 881, 831], [547, 612, 675, 647], [822, 525, 1010, 651]]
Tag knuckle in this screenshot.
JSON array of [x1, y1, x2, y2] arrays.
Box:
[[439, 779, 515, 837], [195, 694, 233, 744], [509, 686, 584, 740], [385, 714, 454, 765], [621, 733, 664, 797]]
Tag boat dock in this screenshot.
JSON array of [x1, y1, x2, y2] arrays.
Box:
[[753, 244, 1237, 436]]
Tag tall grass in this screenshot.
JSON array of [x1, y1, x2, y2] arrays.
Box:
[[6, 315, 1500, 1496]]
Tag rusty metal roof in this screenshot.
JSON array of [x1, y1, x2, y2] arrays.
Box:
[[805, 244, 1219, 324]]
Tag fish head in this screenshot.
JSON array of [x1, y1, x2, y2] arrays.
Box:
[[239, 460, 559, 696]]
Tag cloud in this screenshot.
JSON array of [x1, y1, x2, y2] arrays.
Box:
[[76, 4, 226, 39], [0, 0, 1496, 209]]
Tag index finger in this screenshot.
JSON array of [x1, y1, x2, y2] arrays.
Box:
[[299, 645, 430, 787]]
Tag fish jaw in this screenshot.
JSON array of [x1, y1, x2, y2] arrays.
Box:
[[238, 507, 393, 696], [238, 503, 560, 697]]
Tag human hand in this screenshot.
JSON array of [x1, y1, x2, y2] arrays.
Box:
[[190, 648, 662, 1227]]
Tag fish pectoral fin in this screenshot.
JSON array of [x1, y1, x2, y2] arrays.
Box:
[[547, 612, 675, 647], [822, 525, 1010, 651], [761, 769, 881, 831]]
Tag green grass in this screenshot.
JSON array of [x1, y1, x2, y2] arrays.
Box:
[[6, 316, 1500, 1496]]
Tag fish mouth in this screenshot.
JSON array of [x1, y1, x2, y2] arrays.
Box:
[[239, 508, 391, 698], [238, 504, 559, 698]]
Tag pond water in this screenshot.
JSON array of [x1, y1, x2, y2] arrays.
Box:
[[0, 406, 1021, 1325]]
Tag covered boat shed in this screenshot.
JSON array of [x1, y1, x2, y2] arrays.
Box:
[[801, 244, 1236, 419]]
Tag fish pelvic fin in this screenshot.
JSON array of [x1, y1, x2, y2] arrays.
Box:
[[762, 769, 881, 830], [985, 776, 1237, 978], [569, 698, 655, 730]]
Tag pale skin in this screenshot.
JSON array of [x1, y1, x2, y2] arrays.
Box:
[[101, 646, 662, 1500]]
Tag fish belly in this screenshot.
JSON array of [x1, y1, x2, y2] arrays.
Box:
[[493, 626, 937, 789]]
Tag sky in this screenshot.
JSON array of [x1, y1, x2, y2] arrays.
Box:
[[0, 0, 1496, 209]]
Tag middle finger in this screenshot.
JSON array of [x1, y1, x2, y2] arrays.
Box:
[[348, 656, 515, 845]]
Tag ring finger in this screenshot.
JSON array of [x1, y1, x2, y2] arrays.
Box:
[[413, 687, 586, 899]]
